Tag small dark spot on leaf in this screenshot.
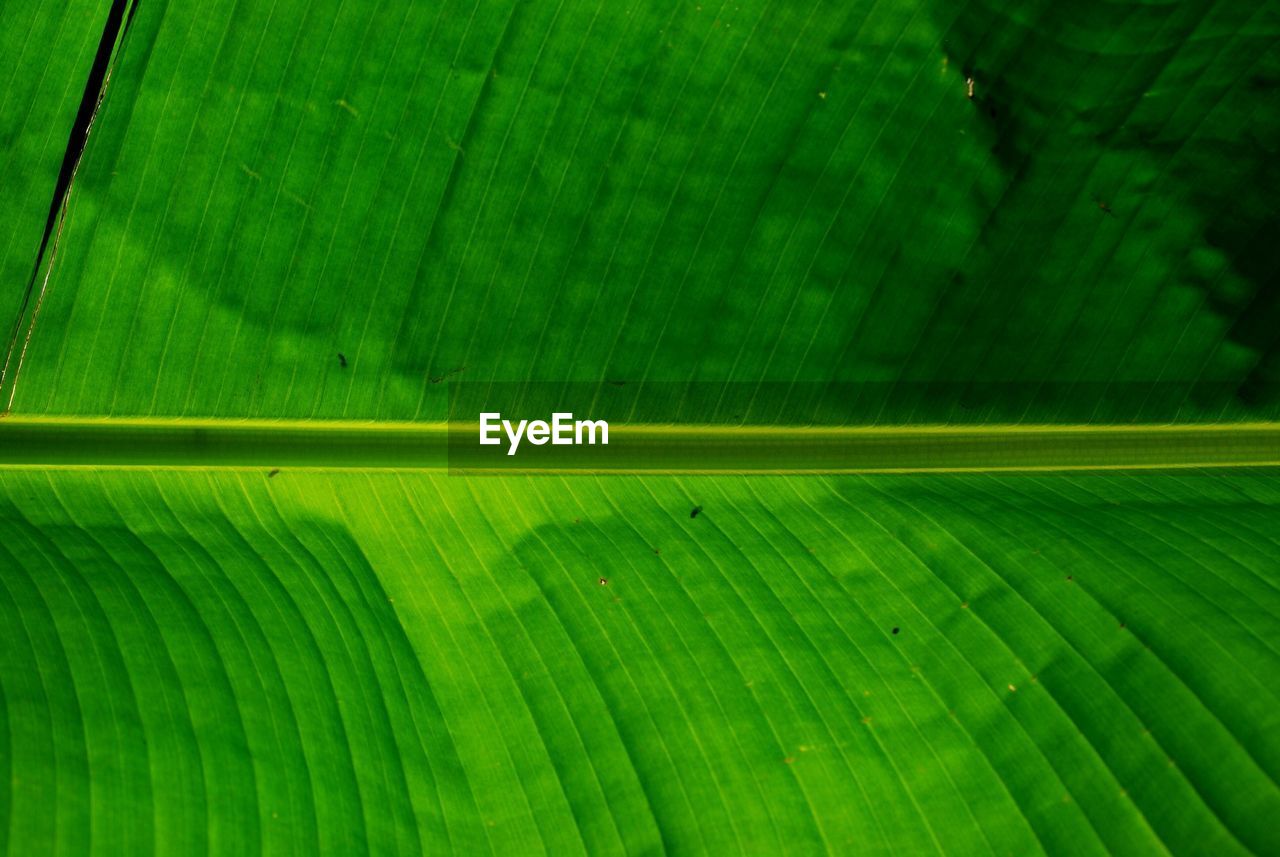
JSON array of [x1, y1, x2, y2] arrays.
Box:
[[606, 379, 626, 387], [598, 578, 608, 586], [690, 505, 703, 519], [268, 468, 280, 478], [428, 365, 466, 384], [1066, 575, 1073, 581], [891, 627, 900, 635], [337, 352, 348, 368]]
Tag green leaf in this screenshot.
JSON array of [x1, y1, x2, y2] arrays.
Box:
[[2, 0, 1278, 854], [2, 470, 1279, 854], [4, 0, 1277, 420]]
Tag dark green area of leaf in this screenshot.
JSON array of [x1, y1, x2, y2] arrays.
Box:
[[2, 0, 1277, 421]]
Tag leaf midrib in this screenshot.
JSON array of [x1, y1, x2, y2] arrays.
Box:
[[2, 416, 1279, 473]]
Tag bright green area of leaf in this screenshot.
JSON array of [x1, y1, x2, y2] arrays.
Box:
[[2, 470, 1279, 855]]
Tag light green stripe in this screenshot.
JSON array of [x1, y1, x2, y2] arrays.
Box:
[[2, 417, 1279, 473]]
